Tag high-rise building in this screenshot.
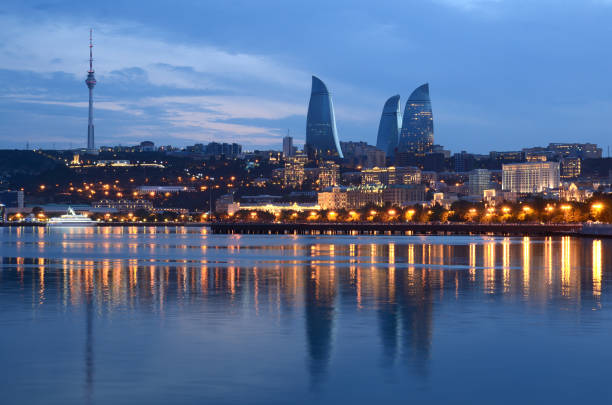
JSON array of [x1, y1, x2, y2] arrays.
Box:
[[305, 76, 343, 159], [85, 29, 97, 153], [469, 169, 491, 196], [282, 136, 294, 158], [398, 84, 433, 155], [376, 95, 402, 158], [318, 160, 340, 188], [502, 162, 560, 193], [283, 153, 308, 188]]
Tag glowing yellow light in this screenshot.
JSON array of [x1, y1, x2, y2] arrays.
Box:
[[469, 208, 477, 214], [592, 203, 604, 211], [39, 185, 45, 190], [502, 207, 511, 213], [370, 210, 377, 216], [388, 209, 397, 216], [561, 205, 572, 211], [522, 206, 532, 213]]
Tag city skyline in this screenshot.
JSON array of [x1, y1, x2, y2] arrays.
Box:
[[0, 1, 612, 153]]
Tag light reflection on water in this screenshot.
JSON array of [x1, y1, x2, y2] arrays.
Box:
[[1, 226, 611, 404]]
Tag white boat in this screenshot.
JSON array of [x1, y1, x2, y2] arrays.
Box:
[[47, 207, 97, 227]]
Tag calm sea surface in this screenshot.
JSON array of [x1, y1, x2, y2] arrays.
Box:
[[1, 226, 611, 404]]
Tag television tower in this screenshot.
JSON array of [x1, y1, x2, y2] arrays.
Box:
[[85, 29, 97, 152]]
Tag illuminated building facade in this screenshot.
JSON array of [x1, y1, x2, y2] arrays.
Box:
[[318, 184, 424, 209], [560, 157, 581, 179], [227, 202, 320, 216], [136, 186, 195, 194], [305, 76, 343, 159], [382, 185, 426, 206], [318, 161, 340, 188], [547, 143, 602, 159], [376, 95, 402, 157], [93, 199, 153, 212], [502, 162, 560, 193], [361, 166, 421, 186], [318, 187, 349, 210], [398, 84, 434, 155], [283, 153, 308, 188]]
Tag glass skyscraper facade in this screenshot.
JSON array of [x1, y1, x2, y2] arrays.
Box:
[[398, 83, 434, 155], [305, 76, 343, 159], [375, 95, 402, 158]]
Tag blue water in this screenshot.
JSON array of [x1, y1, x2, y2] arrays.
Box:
[[0, 226, 611, 404]]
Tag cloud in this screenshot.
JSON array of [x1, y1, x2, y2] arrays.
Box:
[[9, 97, 144, 115], [141, 95, 304, 120], [0, 14, 309, 93]]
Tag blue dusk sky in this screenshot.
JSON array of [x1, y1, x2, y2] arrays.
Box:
[[0, 0, 611, 153]]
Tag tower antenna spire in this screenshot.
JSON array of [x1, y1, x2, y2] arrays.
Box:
[[89, 28, 94, 73]]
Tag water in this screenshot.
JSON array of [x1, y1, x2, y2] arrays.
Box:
[[0, 226, 611, 404]]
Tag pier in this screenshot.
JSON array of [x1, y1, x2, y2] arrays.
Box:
[[208, 222, 583, 236]]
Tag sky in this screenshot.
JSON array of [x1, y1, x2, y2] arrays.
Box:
[[0, 0, 611, 154]]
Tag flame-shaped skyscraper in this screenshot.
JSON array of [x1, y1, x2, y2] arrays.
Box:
[[398, 83, 433, 155], [305, 76, 343, 159], [85, 29, 97, 152], [376, 95, 402, 158]]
